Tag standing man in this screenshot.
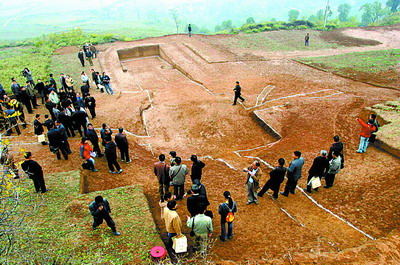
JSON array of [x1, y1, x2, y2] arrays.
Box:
[[190, 155, 205, 183], [19, 86, 33, 114], [305, 33, 310, 46], [78, 50, 85, 67], [101, 72, 114, 95], [188, 24, 192, 37], [11, 79, 23, 103], [47, 124, 69, 160], [59, 73, 67, 90], [115, 128, 131, 163], [21, 152, 48, 193], [232, 81, 245, 105], [35, 79, 47, 104], [89, 196, 120, 235], [304, 150, 329, 193], [33, 114, 48, 145], [49, 74, 57, 91], [86, 124, 104, 157], [163, 200, 182, 246], [85, 49, 94, 66], [281, 151, 304, 197], [324, 151, 341, 189], [72, 106, 89, 137], [244, 160, 262, 205], [169, 157, 189, 200], [84, 93, 96, 119], [356, 117, 377, 154], [258, 158, 286, 199], [169, 151, 177, 166], [186, 205, 213, 253], [104, 137, 123, 174], [328, 135, 344, 169], [25, 81, 39, 108], [154, 154, 170, 197], [186, 184, 209, 216], [91, 69, 99, 89]]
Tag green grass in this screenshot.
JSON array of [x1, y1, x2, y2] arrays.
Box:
[[212, 30, 340, 52], [4, 170, 162, 264], [297, 49, 400, 73]]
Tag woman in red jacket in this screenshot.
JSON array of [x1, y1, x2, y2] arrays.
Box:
[[80, 137, 98, 172], [356, 118, 377, 154]]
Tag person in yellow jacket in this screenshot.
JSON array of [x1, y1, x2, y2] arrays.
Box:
[[163, 200, 182, 247]]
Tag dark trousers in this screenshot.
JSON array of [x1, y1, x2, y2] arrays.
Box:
[[79, 58, 85, 67], [76, 123, 88, 137], [159, 182, 170, 197], [107, 158, 121, 172], [65, 125, 76, 137], [93, 215, 116, 232], [22, 99, 33, 113], [220, 220, 233, 240], [91, 141, 103, 155], [55, 145, 69, 160], [32, 175, 47, 193], [306, 174, 322, 192], [6, 120, 21, 135], [283, 177, 298, 196], [88, 107, 96, 118], [31, 96, 38, 107], [233, 94, 245, 105], [258, 180, 281, 198], [119, 146, 130, 161], [173, 184, 184, 199], [325, 173, 336, 187]]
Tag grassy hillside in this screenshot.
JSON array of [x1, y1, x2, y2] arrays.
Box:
[[3, 170, 162, 264]]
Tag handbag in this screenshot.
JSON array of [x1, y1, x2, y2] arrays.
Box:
[[308, 176, 322, 189], [172, 235, 187, 253], [90, 151, 97, 157], [37, 134, 45, 143], [189, 217, 195, 237]]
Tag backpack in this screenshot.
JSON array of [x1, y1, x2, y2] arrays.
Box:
[[225, 203, 235, 222]]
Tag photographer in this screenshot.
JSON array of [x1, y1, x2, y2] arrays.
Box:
[[22, 68, 35, 86], [89, 196, 120, 235]]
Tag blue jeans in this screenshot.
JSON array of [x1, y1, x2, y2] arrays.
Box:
[[167, 232, 177, 247], [104, 83, 114, 95], [220, 221, 233, 240], [357, 136, 369, 153]]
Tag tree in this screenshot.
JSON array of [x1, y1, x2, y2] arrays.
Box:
[[169, 8, 181, 34], [288, 9, 300, 21], [316, 9, 325, 21], [387, 0, 400, 12], [360, 1, 387, 24], [214, 25, 222, 32], [246, 17, 255, 24], [221, 20, 233, 30], [338, 3, 351, 22]]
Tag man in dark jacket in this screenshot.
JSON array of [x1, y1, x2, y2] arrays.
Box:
[[115, 128, 130, 163], [328, 135, 344, 169], [34, 79, 47, 104], [190, 155, 205, 183], [86, 123, 103, 157], [80, 82, 90, 97], [78, 50, 85, 67], [43, 114, 54, 131], [89, 196, 120, 235], [91, 69, 99, 89], [49, 74, 57, 90], [11, 80, 23, 102], [154, 154, 170, 197], [186, 184, 209, 216], [281, 151, 304, 197], [72, 107, 88, 137], [258, 158, 287, 199], [105, 137, 122, 174], [304, 150, 329, 193], [33, 114, 48, 145], [19, 86, 33, 114], [85, 50, 93, 66], [58, 109, 75, 137], [84, 93, 96, 119], [47, 124, 69, 160], [233, 81, 245, 105], [21, 152, 48, 193], [55, 120, 71, 154], [45, 98, 57, 121]]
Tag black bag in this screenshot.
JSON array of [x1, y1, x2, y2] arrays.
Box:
[[369, 134, 376, 143], [190, 216, 195, 237]]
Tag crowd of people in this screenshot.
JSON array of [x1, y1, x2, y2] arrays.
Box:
[[0, 57, 382, 257]]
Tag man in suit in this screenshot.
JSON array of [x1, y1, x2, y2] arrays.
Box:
[[47, 124, 69, 160], [190, 155, 205, 183], [244, 160, 262, 205], [33, 114, 48, 145], [233, 81, 245, 105], [304, 150, 329, 193], [78, 50, 85, 67], [105, 137, 123, 174], [21, 152, 48, 193], [84, 93, 96, 119], [281, 151, 304, 197], [115, 128, 130, 162], [258, 158, 286, 199]]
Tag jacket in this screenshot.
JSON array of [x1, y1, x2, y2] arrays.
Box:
[[187, 214, 213, 236], [163, 208, 182, 234], [246, 166, 262, 187], [233, 84, 241, 95], [328, 141, 344, 160], [169, 164, 189, 185], [327, 156, 341, 175], [47, 128, 62, 148], [86, 129, 99, 144], [308, 156, 328, 177], [115, 133, 128, 149], [268, 166, 287, 185], [154, 161, 170, 184], [80, 143, 93, 160], [357, 118, 376, 138], [21, 159, 43, 179], [218, 201, 238, 223], [105, 141, 118, 160], [191, 160, 205, 180], [287, 157, 304, 181], [89, 198, 111, 217], [187, 194, 209, 216], [33, 119, 44, 135], [49, 92, 59, 104]]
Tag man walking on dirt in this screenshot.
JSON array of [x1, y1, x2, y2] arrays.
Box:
[[305, 33, 310, 46], [233, 81, 245, 105]]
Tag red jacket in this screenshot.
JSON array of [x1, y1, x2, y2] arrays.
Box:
[[357, 118, 376, 138], [80, 143, 93, 160]]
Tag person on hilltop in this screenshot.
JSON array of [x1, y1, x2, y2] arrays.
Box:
[[190, 155, 205, 183], [188, 24, 192, 37], [89, 44, 98, 59], [218, 191, 237, 241], [186, 204, 213, 253], [258, 158, 287, 199], [169, 156, 189, 200], [78, 50, 85, 67], [281, 151, 304, 197], [356, 117, 377, 154], [115, 128, 131, 163], [244, 160, 262, 205], [22, 68, 35, 86], [80, 136, 98, 172], [232, 81, 245, 105], [154, 154, 171, 197], [104, 137, 123, 174], [21, 152, 48, 193], [89, 195, 120, 235], [304, 151, 329, 193], [328, 135, 345, 169]]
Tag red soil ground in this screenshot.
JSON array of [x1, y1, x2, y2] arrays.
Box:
[[9, 26, 400, 264]]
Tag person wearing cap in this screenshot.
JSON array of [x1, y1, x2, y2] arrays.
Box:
[[186, 183, 209, 216], [324, 151, 341, 189], [163, 200, 182, 246], [89, 196, 120, 235], [304, 151, 329, 193], [190, 155, 205, 183], [356, 117, 377, 153], [154, 154, 170, 197], [281, 151, 304, 197], [244, 160, 262, 205], [186, 204, 213, 253], [258, 158, 287, 199], [169, 157, 189, 200], [21, 152, 48, 193]]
